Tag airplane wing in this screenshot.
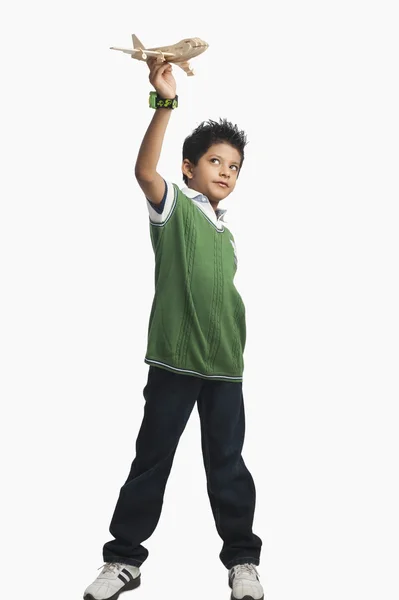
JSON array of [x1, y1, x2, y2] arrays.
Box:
[[176, 61, 195, 76], [110, 47, 175, 58]]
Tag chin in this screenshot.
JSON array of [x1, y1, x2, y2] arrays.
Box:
[[218, 189, 230, 200], [211, 186, 229, 197], [209, 192, 226, 203]]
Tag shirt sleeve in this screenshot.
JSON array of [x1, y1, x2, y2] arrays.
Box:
[[146, 179, 167, 214], [146, 180, 176, 224]]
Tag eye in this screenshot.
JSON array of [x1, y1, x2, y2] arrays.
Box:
[[230, 165, 239, 171], [210, 157, 220, 164]]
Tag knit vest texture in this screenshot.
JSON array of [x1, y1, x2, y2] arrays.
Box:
[[145, 184, 246, 381]]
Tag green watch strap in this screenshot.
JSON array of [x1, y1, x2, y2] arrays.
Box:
[[149, 91, 178, 109]]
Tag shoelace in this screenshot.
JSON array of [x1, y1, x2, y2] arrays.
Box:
[[234, 563, 260, 578], [97, 562, 122, 574]]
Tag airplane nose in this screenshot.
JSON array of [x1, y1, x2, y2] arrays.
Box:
[[193, 37, 208, 48]]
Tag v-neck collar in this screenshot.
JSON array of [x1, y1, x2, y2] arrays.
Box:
[[181, 186, 228, 225]]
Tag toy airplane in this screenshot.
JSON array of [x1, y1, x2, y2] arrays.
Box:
[[110, 34, 209, 76]]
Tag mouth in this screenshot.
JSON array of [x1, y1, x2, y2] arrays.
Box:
[[215, 181, 229, 189]]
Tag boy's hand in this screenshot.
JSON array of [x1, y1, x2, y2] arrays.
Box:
[[148, 58, 177, 100]]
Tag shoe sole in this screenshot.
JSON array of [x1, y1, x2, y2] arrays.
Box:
[[230, 595, 264, 600], [84, 574, 141, 600]]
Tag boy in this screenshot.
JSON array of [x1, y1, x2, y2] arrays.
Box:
[[83, 59, 264, 600]]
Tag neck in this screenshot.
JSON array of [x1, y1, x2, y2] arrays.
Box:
[[210, 200, 219, 214]]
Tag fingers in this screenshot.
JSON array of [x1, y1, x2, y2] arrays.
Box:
[[148, 59, 172, 80], [146, 56, 157, 69]]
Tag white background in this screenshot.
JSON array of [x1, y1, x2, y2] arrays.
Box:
[[1, 1, 398, 599]]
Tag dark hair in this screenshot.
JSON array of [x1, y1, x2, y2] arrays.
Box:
[[182, 118, 248, 184]]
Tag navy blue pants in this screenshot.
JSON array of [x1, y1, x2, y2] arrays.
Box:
[[103, 366, 262, 569]]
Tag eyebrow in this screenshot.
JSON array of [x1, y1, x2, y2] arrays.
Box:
[[210, 154, 240, 166]]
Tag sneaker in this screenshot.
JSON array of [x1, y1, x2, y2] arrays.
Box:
[[83, 562, 141, 600], [228, 563, 264, 600]]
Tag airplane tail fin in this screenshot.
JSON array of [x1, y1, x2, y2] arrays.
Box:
[[132, 34, 145, 49]]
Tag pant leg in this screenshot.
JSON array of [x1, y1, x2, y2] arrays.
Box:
[[103, 366, 203, 566], [196, 379, 262, 569]]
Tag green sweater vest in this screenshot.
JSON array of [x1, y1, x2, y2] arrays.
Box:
[[145, 184, 246, 381]]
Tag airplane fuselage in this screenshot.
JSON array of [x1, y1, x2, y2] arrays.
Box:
[[143, 38, 208, 63]]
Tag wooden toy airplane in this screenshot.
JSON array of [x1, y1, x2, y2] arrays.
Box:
[[110, 34, 209, 76]]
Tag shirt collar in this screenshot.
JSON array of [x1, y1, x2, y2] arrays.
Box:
[[181, 186, 228, 222]]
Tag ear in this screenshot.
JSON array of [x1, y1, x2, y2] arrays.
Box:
[[182, 158, 194, 180]]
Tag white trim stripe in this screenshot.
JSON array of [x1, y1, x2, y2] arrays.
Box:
[[145, 358, 243, 381], [147, 181, 176, 224]]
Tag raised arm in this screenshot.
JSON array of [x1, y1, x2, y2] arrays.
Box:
[[134, 59, 177, 205]]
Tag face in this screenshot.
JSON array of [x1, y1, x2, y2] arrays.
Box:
[[182, 142, 242, 203]]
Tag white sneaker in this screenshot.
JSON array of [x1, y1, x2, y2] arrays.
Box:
[[228, 563, 264, 600], [83, 562, 141, 600]]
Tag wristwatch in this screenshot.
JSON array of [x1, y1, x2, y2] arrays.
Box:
[[149, 91, 178, 109]]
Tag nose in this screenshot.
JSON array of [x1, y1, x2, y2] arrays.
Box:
[[219, 164, 230, 178]]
